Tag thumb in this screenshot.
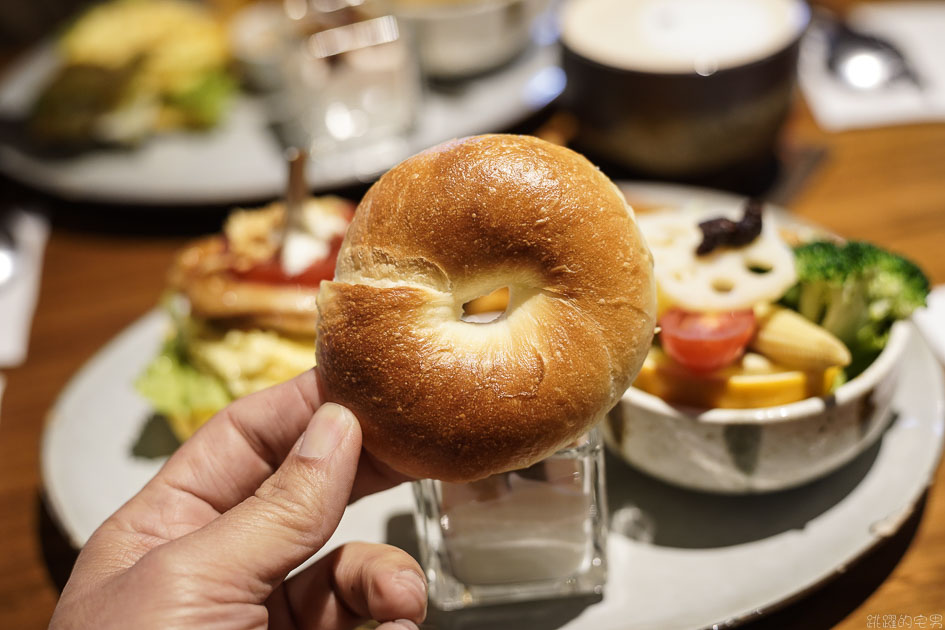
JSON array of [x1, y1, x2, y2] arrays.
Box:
[[166, 402, 362, 597]]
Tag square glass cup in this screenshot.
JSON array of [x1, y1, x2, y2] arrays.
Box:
[[280, 0, 421, 157], [412, 428, 608, 610]]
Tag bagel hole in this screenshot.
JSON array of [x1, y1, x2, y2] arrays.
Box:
[[461, 286, 510, 323]]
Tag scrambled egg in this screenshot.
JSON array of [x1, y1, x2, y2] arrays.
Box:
[[188, 324, 316, 400], [137, 321, 317, 442]]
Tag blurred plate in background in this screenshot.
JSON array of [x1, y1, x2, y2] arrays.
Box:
[[0, 33, 562, 205]]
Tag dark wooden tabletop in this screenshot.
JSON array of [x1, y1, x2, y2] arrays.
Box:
[[1, 1, 944, 627]]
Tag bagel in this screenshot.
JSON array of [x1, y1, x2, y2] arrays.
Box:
[[316, 134, 656, 481]]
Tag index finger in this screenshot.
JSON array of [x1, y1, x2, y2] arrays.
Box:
[[130, 369, 409, 520], [154, 368, 323, 513]]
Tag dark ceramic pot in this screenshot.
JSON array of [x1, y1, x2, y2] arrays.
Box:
[[561, 3, 810, 178]]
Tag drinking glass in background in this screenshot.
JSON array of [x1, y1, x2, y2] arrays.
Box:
[[393, 0, 551, 80], [230, 0, 422, 171], [413, 429, 608, 610]]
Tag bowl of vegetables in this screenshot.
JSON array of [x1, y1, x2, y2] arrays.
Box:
[[607, 183, 930, 493]]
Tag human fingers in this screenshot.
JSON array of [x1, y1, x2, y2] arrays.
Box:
[[160, 402, 362, 596], [105, 367, 409, 569], [349, 449, 413, 504], [140, 369, 322, 516], [130, 368, 407, 519], [274, 541, 426, 630]]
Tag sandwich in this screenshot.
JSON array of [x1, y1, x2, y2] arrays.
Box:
[[136, 196, 354, 441]]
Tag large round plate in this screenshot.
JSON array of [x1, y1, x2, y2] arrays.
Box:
[[0, 34, 562, 205], [42, 185, 945, 629]]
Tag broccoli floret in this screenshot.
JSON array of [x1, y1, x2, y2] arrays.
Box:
[[785, 240, 855, 325], [781, 240, 929, 377], [863, 243, 930, 320]]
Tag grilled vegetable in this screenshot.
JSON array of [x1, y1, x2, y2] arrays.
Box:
[[634, 347, 841, 409], [750, 303, 850, 371], [638, 206, 797, 312]]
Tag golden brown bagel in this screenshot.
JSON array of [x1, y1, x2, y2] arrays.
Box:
[[316, 134, 656, 481]]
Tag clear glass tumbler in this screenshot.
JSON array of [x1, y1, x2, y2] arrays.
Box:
[[412, 428, 608, 610], [280, 0, 421, 157]]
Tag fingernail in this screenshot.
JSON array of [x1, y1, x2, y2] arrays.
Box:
[[299, 403, 354, 459], [396, 569, 427, 598], [392, 620, 420, 630], [395, 570, 427, 618]]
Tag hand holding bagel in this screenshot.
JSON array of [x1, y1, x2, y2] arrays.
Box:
[[316, 134, 657, 482]]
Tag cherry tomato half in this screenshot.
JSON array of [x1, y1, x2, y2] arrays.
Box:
[[234, 235, 343, 287], [658, 308, 756, 372]]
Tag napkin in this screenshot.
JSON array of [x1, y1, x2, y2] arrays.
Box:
[[799, 2, 945, 131], [913, 285, 945, 367], [0, 209, 49, 367]]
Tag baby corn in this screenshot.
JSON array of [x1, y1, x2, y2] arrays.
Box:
[[750, 304, 851, 371]]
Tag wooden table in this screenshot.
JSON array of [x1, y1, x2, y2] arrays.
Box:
[[1, 39, 945, 630]]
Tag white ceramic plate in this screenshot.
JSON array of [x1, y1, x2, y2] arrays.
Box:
[[0, 34, 563, 205], [42, 269, 944, 628]]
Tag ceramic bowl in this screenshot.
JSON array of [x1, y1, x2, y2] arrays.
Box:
[[395, 0, 548, 79], [605, 321, 911, 494], [559, 0, 811, 177]]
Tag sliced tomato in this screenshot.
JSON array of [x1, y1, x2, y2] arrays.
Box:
[[659, 308, 756, 372], [234, 236, 343, 287]]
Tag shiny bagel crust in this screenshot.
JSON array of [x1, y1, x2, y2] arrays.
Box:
[[316, 134, 656, 481]]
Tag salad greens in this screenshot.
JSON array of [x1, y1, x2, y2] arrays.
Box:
[[165, 70, 237, 129], [135, 336, 231, 427]]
